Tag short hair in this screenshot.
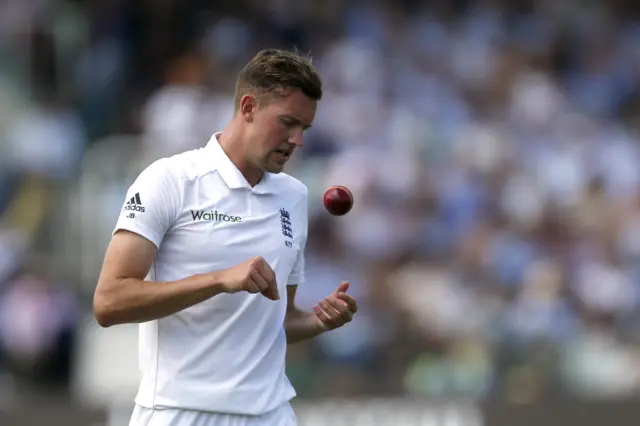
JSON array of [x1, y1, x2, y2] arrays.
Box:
[[234, 49, 323, 110]]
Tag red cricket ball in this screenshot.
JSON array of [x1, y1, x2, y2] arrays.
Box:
[[323, 185, 354, 216]]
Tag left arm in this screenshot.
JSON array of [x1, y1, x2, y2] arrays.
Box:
[[283, 190, 357, 344], [284, 285, 323, 344], [284, 283, 357, 344]]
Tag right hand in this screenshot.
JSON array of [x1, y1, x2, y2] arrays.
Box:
[[219, 256, 279, 300]]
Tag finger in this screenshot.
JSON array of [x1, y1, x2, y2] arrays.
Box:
[[266, 276, 279, 300], [262, 260, 277, 283], [256, 256, 274, 275], [337, 293, 358, 313], [257, 260, 279, 300], [261, 287, 279, 301], [314, 304, 339, 329], [253, 274, 279, 301], [319, 299, 341, 316], [245, 278, 262, 294], [257, 259, 278, 292], [260, 279, 279, 301], [250, 271, 269, 293], [333, 281, 350, 295], [325, 296, 349, 315], [313, 305, 334, 328], [324, 298, 353, 322], [318, 300, 345, 325], [261, 278, 279, 301]]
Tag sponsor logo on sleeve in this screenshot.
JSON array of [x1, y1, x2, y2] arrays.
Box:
[[123, 193, 145, 218]]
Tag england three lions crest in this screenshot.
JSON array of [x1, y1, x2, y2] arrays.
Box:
[[279, 208, 293, 247]]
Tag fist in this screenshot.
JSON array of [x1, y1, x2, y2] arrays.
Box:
[[220, 256, 279, 300]]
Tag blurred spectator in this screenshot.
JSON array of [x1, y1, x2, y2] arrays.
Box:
[[139, 49, 231, 164], [5, 96, 86, 181], [0, 271, 78, 398]]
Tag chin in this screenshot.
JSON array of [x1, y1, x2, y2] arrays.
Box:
[[265, 164, 284, 174]]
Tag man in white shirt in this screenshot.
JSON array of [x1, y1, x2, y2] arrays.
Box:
[[93, 49, 358, 426]]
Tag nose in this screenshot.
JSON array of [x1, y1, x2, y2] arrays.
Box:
[[288, 128, 304, 147]]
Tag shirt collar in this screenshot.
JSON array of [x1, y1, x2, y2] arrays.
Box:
[[205, 133, 277, 195]]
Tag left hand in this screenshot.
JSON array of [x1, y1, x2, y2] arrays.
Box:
[[313, 281, 358, 332]]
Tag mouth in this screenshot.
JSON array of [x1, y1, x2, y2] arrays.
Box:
[[274, 149, 291, 160]]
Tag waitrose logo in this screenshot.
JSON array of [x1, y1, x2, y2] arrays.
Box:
[[191, 210, 242, 223]]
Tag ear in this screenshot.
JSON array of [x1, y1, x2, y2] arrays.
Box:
[[239, 94, 258, 122]]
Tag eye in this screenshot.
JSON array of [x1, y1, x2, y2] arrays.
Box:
[[279, 117, 295, 128]]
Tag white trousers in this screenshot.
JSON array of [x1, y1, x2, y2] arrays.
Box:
[[129, 403, 297, 426]]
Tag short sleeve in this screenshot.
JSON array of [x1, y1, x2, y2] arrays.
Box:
[[113, 159, 182, 249], [287, 191, 308, 286]]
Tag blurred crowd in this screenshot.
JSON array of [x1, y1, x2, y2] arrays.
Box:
[[3, 0, 640, 406]]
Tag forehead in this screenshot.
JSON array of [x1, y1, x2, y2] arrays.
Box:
[[266, 89, 317, 124]]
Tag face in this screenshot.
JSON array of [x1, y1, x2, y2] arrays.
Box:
[[240, 89, 317, 173]]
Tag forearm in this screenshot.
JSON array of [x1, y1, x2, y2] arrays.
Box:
[[94, 272, 226, 327], [284, 307, 325, 344]]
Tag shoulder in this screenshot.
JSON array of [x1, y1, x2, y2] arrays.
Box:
[[139, 147, 215, 183]]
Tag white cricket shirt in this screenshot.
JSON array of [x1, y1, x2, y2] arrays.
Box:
[[113, 133, 308, 415]]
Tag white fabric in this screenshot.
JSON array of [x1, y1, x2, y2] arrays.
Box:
[[129, 402, 297, 426], [113, 133, 308, 415]]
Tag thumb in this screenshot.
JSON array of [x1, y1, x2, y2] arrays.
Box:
[[262, 286, 280, 301], [334, 281, 350, 295]]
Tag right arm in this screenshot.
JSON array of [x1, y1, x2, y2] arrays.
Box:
[[93, 159, 278, 328], [93, 229, 228, 327], [93, 231, 279, 327]]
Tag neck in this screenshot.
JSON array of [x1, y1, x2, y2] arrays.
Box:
[[218, 119, 264, 187]]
